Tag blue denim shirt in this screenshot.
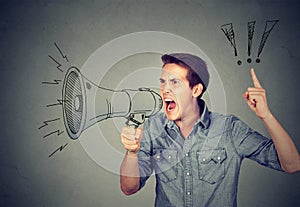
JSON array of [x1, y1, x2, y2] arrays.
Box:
[[138, 100, 283, 207]]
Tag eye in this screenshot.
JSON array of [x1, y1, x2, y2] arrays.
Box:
[[171, 79, 181, 86], [159, 78, 166, 86]]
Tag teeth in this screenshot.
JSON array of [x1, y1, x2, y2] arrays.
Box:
[[165, 98, 175, 111]]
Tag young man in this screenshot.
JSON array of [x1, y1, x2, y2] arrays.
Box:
[[120, 53, 300, 207]]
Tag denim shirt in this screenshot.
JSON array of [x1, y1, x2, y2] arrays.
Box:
[[138, 100, 282, 207]]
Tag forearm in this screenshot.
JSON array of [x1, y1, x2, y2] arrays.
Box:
[[262, 113, 300, 173], [120, 151, 140, 195]]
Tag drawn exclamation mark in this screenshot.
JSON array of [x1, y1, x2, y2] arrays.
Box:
[[247, 21, 256, 63], [221, 23, 242, 65], [256, 20, 279, 63]]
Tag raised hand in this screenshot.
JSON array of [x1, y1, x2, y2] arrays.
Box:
[[243, 68, 271, 120]]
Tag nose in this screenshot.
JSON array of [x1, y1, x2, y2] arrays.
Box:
[[161, 80, 172, 93]]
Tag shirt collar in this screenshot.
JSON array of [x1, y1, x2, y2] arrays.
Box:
[[196, 99, 210, 129]]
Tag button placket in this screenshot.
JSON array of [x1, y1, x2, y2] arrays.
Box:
[[184, 150, 193, 207]]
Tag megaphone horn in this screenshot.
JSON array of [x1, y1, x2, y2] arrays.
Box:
[[62, 66, 162, 139]]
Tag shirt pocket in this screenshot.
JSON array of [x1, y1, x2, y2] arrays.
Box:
[[197, 148, 227, 184], [152, 149, 178, 183]]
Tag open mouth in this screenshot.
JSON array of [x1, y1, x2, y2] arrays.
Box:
[[164, 98, 176, 112]]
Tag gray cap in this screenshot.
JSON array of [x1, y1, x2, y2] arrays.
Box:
[[161, 53, 209, 90]]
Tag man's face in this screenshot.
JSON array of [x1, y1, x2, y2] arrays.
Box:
[[160, 63, 198, 121]]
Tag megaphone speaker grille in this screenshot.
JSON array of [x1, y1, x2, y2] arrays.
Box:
[[62, 67, 86, 139]]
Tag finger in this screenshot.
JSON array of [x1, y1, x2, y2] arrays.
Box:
[[121, 136, 138, 145], [247, 87, 265, 92], [121, 127, 138, 140], [122, 126, 136, 135], [247, 89, 265, 97], [243, 91, 249, 100], [243, 91, 253, 102], [250, 68, 262, 88], [248, 94, 264, 102], [135, 128, 142, 140], [245, 97, 256, 109], [121, 132, 136, 141], [124, 143, 140, 151]]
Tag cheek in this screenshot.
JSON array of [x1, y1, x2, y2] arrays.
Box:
[[175, 91, 193, 107], [177, 99, 190, 109]]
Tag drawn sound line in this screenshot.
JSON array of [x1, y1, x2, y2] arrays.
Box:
[[41, 80, 62, 85], [40, 42, 71, 158], [43, 129, 64, 138], [38, 117, 61, 129], [46, 99, 69, 108], [48, 42, 69, 72], [48, 55, 64, 72], [49, 143, 68, 158], [221, 20, 279, 66], [54, 42, 69, 63]]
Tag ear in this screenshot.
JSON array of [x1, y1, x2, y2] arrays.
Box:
[[192, 83, 203, 98]]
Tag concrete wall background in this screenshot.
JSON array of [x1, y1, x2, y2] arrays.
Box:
[[1, 0, 300, 206]]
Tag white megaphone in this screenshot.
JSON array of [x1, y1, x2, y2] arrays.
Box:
[[62, 66, 163, 139]]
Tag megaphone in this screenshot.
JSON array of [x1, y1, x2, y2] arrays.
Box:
[[62, 66, 163, 139]]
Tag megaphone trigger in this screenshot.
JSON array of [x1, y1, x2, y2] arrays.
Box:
[[125, 112, 146, 129]]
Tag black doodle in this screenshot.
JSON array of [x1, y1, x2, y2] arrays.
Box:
[[256, 20, 279, 63], [43, 129, 64, 138], [42, 42, 162, 157], [48, 55, 64, 72], [221, 23, 240, 64], [41, 80, 62, 85], [40, 42, 71, 158], [46, 99, 69, 108], [221, 20, 279, 65], [54, 42, 69, 63], [247, 21, 256, 63], [49, 143, 68, 158], [62, 66, 163, 139], [38, 118, 61, 130]]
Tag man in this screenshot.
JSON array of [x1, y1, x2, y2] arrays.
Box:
[[120, 53, 300, 207]]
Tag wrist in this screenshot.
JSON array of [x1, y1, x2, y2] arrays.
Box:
[[126, 150, 139, 157], [261, 112, 274, 122]]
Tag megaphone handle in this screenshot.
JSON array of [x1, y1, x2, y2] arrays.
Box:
[[125, 113, 146, 129]]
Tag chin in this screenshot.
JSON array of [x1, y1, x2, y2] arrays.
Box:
[[164, 111, 179, 121]]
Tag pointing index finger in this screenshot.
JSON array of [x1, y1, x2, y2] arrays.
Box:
[[250, 68, 262, 88]]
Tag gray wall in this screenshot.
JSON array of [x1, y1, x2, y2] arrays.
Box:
[[1, 0, 300, 206]]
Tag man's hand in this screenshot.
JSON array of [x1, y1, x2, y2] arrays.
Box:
[[120, 126, 142, 195], [243, 68, 271, 120], [243, 69, 300, 173], [120, 126, 142, 154]]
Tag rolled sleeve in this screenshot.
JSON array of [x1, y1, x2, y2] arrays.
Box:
[[230, 115, 283, 171]]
